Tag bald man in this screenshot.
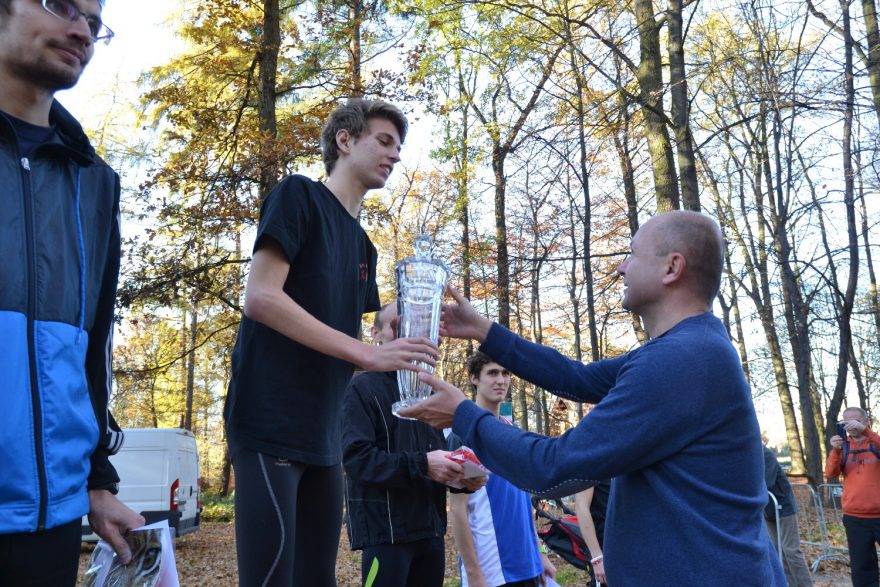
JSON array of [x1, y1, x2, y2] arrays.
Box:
[[401, 211, 785, 586]]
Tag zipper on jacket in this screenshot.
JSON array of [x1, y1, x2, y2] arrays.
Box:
[[20, 155, 49, 531]]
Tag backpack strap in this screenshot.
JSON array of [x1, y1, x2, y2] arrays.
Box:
[[841, 441, 880, 473]]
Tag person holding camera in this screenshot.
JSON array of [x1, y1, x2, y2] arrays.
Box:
[[825, 406, 880, 587]]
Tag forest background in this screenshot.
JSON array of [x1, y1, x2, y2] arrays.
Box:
[[60, 0, 880, 492]]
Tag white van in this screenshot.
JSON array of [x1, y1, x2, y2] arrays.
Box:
[[82, 428, 201, 540]]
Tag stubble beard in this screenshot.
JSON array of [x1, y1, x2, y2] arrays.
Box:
[[13, 51, 85, 93]]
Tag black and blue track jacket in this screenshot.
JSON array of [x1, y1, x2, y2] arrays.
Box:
[[0, 101, 123, 533]]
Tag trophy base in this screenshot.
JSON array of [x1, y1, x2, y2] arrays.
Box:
[[392, 399, 420, 420]]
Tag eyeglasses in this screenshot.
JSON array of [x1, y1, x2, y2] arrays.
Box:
[[40, 0, 114, 45]]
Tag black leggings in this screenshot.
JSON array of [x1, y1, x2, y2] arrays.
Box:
[[360, 537, 445, 587], [232, 446, 344, 587], [0, 518, 80, 587]]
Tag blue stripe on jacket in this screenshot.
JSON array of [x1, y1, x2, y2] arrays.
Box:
[[0, 312, 97, 530]]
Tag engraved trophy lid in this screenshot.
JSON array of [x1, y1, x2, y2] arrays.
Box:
[[395, 233, 450, 277]]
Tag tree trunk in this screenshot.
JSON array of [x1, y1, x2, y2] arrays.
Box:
[[704, 166, 751, 382], [859, 174, 880, 357], [564, 19, 599, 419], [455, 61, 474, 358], [528, 249, 545, 432], [348, 0, 364, 96], [613, 89, 648, 343], [513, 294, 529, 430], [184, 304, 197, 431], [862, 0, 880, 127], [761, 108, 821, 483], [220, 230, 243, 495], [466, 47, 562, 329], [708, 141, 807, 474], [825, 0, 860, 439], [257, 0, 280, 197], [632, 0, 680, 211], [667, 0, 700, 210], [493, 148, 512, 329]]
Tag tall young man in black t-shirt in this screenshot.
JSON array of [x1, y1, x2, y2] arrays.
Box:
[[225, 99, 440, 586]]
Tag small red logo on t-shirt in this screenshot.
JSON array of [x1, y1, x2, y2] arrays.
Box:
[[359, 263, 368, 281]]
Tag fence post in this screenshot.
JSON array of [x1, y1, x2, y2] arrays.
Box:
[[792, 483, 849, 573], [767, 490, 783, 562]]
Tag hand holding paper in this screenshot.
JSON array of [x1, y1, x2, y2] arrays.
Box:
[[81, 520, 179, 587], [445, 446, 490, 489]]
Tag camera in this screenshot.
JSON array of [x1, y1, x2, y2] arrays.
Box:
[[836, 421, 848, 439]]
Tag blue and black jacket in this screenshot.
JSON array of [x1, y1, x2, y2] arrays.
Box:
[[0, 101, 123, 534]]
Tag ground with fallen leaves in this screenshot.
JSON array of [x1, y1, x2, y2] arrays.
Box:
[[79, 522, 853, 586]]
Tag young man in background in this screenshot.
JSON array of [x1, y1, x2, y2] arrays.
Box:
[[447, 352, 556, 587]]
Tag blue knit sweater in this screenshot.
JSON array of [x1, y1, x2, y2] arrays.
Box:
[[452, 312, 785, 586]]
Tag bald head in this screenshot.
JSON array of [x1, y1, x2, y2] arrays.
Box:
[[371, 303, 397, 344], [646, 211, 724, 305]]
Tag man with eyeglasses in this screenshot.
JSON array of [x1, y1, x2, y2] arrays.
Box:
[[0, 1, 144, 585]]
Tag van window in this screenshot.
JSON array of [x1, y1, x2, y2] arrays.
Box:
[[113, 450, 168, 485]]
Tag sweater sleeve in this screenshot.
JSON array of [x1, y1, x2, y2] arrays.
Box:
[[825, 447, 842, 480], [342, 378, 428, 489], [480, 322, 625, 404], [85, 175, 122, 491], [453, 338, 706, 498]]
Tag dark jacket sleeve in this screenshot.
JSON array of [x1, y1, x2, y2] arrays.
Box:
[[85, 172, 122, 492], [342, 377, 429, 489]]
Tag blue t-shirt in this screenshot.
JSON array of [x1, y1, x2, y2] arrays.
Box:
[[449, 428, 543, 586]]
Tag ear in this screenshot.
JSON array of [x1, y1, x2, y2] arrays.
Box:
[[469, 374, 480, 388], [335, 129, 353, 155], [661, 252, 687, 285], [369, 325, 381, 343]]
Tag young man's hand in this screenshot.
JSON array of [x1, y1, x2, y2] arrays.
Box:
[[539, 551, 558, 584], [592, 556, 606, 584], [88, 490, 146, 564], [426, 450, 464, 483], [461, 475, 488, 492], [440, 285, 492, 343], [398, 372, 467, 428], [361, 337, 439, 372]]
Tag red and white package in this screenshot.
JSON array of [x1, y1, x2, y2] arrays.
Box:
[[446, 446, 490, 478]]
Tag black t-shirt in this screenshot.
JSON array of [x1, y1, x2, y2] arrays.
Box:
[[225, 174, 381, 466], [1, 111, 56, 155]]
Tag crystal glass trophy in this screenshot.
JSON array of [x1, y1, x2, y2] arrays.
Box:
[[392, 235, 450, 419]]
